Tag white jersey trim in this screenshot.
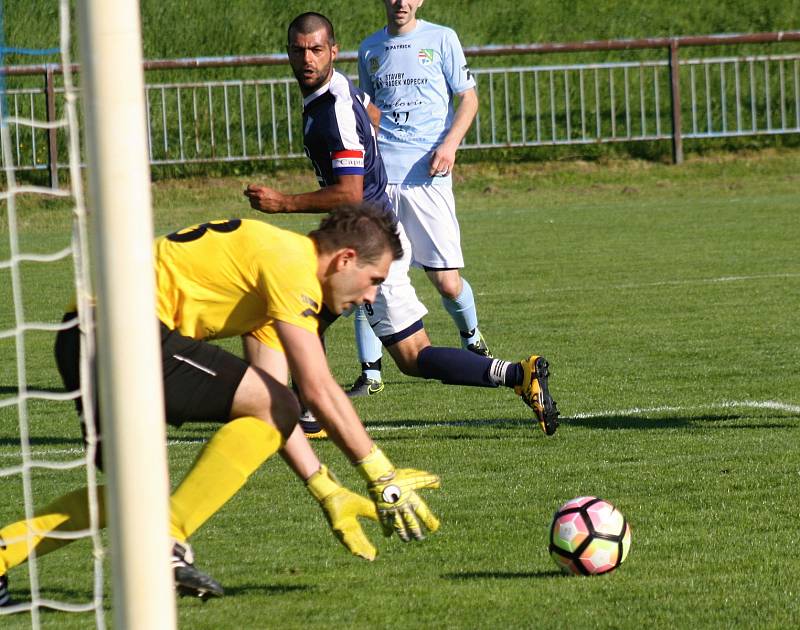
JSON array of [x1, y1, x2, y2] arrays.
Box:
[[329, 71, 365, 153], [303, 71, 366, 154]]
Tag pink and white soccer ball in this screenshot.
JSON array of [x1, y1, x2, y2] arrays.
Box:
[[549, 496, 631, 575]]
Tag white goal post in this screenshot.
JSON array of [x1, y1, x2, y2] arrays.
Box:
[[75, 1, 176, 628]]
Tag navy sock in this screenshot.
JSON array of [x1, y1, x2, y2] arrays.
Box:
[[361, 358, 382, 372], [417, 346, 497, 387], [505, 363, 524, 388]]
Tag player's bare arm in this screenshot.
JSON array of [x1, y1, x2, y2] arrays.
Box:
[[242, 331, 380, 561], [367, 101, 382, 132], [241, 331, 369, 482], [275, 320, 374, 461], [244, 174, 364, 213], [429, 87, 478, 176], [275, 315, 440, 544], [242, 333, 289, 383]]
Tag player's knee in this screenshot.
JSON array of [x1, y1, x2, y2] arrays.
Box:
[[395, 353, 421, 376], [388, 341, 426, 377], [433, 274, 462, 300], [385, 324, 430, 377]]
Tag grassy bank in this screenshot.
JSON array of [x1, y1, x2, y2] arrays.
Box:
[[4, 0, 800, 60]]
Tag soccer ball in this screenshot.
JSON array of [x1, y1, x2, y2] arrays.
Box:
[[549, 496, 631, 575]]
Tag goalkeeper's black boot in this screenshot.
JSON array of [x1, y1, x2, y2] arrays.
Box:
[[516, 355, 559, 435], [0, 573, 12, 607], [172, 541, 224, 601]]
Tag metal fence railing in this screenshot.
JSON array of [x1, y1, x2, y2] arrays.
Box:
[[468, 60, 673, 148], [2, 31, 800, 187], [683, 55, 800, 138], [468, 53, 800, 147]]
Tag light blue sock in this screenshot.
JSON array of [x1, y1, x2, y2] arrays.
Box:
[[441, 277, 481, 346], [354, 306, 383, 382]]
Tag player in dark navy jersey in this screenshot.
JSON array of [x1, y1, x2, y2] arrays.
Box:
[[244, 14, 388, 216], [301, 70, 392, 214], [244, 12, 405, 437], [244, 13, 559, 439]]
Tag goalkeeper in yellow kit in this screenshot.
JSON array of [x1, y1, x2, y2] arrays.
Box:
[[0, 205, 440, 607]]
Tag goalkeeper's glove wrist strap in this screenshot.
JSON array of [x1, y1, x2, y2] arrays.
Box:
[[305, 465, 340, 502], [355, 445, 395, 484]]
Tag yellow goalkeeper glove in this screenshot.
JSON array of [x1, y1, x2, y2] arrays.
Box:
[[356, 446, 440, 542], [306, 465, 379, 561]]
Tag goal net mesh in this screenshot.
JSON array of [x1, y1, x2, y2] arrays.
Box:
[[1, 0, 106, 626]]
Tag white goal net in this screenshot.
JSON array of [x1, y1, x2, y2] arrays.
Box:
[[0, 0, 103, 625], [1, 0, 175, 627]]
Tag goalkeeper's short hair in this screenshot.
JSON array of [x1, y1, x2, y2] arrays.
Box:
[[309, 204, 403, 265]]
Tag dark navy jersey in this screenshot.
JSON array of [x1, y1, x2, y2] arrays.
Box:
[[302, 70, 391, 213]]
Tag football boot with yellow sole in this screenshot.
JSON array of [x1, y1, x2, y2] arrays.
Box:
[[299, 409, 328, 439], [515, 355, 559, 435]]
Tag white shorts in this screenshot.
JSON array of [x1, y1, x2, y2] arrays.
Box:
[[387, 183, 464, 269], [366, 220, 428, 339]]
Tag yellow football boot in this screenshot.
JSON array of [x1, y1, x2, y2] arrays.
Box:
[[515, 355, 559, 435]]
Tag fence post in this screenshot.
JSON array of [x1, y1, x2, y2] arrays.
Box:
[[45, 65, 59, 188], [668, 40, 684, 164]]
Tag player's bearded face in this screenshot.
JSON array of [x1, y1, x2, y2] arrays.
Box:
[[325, 250, 391, 315], [288, 30, 337, 95]]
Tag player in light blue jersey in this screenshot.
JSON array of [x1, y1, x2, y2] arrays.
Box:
[[350, 0, 488, 396]]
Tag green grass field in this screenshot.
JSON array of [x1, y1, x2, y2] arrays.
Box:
[[1, 150, 799, 628], [6, 0, 800, 61]]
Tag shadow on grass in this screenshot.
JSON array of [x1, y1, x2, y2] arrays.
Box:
[[2, 583, 312, 615], [220, 583, 311, 597], [364, 413, 798, 437], [443, 570, 563, 580], [566, 413, 797, 430], [363, 417, 542, 442], [366, 418, 530, 430]]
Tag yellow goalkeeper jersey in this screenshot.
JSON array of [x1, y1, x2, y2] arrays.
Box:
[[154, 219, 321, 349]]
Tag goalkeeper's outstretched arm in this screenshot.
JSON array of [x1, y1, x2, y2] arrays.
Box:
[[243, 333, 378, 559], [276, 320, 441, 544], [243, 330, 438, 555]]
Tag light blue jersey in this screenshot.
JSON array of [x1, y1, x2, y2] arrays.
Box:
[[358, 20, 475, 186]]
